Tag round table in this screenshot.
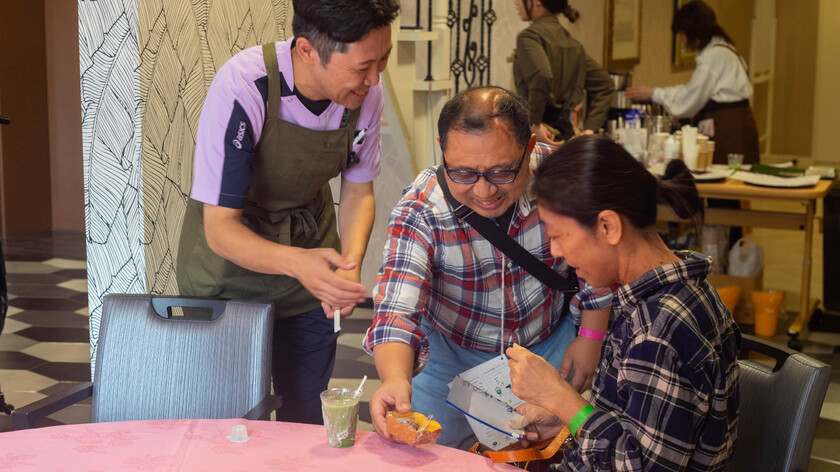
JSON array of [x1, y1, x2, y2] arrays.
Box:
[[0, 418, 521, 471]]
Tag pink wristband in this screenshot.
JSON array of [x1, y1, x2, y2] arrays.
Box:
[[579, 327, 606, 341]]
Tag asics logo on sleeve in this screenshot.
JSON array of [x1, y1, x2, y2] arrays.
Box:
[[232, 121, 247, 149]]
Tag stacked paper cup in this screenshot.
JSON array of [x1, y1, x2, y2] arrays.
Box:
[[681, 125, 698, 170]]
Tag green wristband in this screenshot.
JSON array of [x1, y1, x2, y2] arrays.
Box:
[[568, 404, 594, 436]]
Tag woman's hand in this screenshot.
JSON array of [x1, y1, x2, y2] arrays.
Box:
[[624, 85, 653, 102], [509, 403, 564, 446], [507, 344, 592, 437], [506, 344, 566, 406]]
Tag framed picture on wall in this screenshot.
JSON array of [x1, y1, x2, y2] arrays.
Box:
[[672, 0, 698, 67], [605, 0, 642, 70]]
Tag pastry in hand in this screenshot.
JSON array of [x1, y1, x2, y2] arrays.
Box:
[[386, 411, 442, 446]]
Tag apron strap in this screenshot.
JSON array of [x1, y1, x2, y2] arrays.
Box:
[[712, 42, 750, 77], [342, 107, 363, 169], [262, 42, 282, 119], [344, 107, 362, 130]]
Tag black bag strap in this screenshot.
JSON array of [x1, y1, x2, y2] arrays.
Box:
[[436, 166, 578, 294]]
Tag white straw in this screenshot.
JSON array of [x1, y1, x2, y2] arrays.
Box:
[[333, 309, 341, 333], [355, 375, 368, 398]]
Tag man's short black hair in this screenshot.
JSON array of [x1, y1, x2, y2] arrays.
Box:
[[292, 0, 400, 65], [438, 86, 532, 152]]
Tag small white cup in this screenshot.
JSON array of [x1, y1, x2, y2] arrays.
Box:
[[227, 424, 250, 443]]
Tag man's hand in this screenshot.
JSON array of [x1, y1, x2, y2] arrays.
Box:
[[203, 204, 369, 309], [557, 336, 602, 393], [369, 378, 412, 440], [509, 403, 564, 446], [285, 247, 369, 309], [531, 123, 563, 147], [321, 267, 364, 318]]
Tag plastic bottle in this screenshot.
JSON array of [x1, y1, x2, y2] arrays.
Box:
[[637, 105, 648, 130], [625, 107, 640, 129], [702, 225, 724, 274]]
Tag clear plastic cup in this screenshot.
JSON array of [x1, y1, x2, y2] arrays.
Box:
[[320, 388, 360, 448], [727, 153, 744, 171]]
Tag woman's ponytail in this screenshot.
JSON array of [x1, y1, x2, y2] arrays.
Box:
[[562, 5, 580, 23], [539, 0, 579, 22], [659, 159, 704, 230]]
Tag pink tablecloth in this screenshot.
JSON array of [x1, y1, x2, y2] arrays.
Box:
[[0, 419, 520, 471]]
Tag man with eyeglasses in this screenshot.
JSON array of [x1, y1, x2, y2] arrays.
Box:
[[364, 86, 612, 449]]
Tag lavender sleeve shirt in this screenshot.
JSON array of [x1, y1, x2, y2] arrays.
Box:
[[191, 38, 383, 208]]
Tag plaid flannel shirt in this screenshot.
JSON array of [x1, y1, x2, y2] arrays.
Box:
[[363, 143, 613, 373], [564, 251, 741, 472]]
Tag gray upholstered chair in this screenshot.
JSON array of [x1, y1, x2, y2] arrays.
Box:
[[12, 294, 280, 429], [727, 334, 830, 472]]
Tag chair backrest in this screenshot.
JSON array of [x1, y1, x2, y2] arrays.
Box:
[[91, 294, 274, 422], [728, 334, 830, 472]]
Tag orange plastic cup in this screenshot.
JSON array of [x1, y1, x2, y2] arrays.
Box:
[[715, 286, 741, 316], [751, 291, 785, 337]]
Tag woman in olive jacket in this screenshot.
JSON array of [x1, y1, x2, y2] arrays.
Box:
[[513, 0, 614, 145]]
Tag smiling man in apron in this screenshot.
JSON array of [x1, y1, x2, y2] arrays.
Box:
[[177, 0, 400, 424]]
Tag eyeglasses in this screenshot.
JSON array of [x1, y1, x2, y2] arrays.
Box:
[[442, 146, 528, 185]]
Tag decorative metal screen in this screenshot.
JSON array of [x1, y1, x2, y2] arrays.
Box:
[[447, 0, 496, 92], [399, 0, 496, 91]]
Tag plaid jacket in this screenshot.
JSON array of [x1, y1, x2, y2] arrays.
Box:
[[363, 143, 612, 373], [563, 252, 741, 471]]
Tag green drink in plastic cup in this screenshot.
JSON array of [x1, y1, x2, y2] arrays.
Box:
[[320, 388, 360, 448]]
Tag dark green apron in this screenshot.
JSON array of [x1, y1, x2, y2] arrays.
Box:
[[177, 42, 361, 318]]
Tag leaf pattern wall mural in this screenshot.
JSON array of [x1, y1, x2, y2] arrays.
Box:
[[80, 0, 144, 376], [80, 0, 288, 375]]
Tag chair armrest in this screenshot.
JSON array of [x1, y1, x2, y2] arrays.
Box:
[[11, 382, 94, 430], [243, 394, 283, 421], [739, 334, 795, 372]]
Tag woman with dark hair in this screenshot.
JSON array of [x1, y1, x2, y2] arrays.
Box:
[[506, 135, 741, 471], [513, 0, 614, 145], [625, 0, 759, 165]]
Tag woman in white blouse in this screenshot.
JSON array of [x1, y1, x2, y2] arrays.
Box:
[[625, 0, 759, 165]]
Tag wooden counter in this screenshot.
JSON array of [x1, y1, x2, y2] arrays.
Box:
[[657, 177, 834, 349]]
